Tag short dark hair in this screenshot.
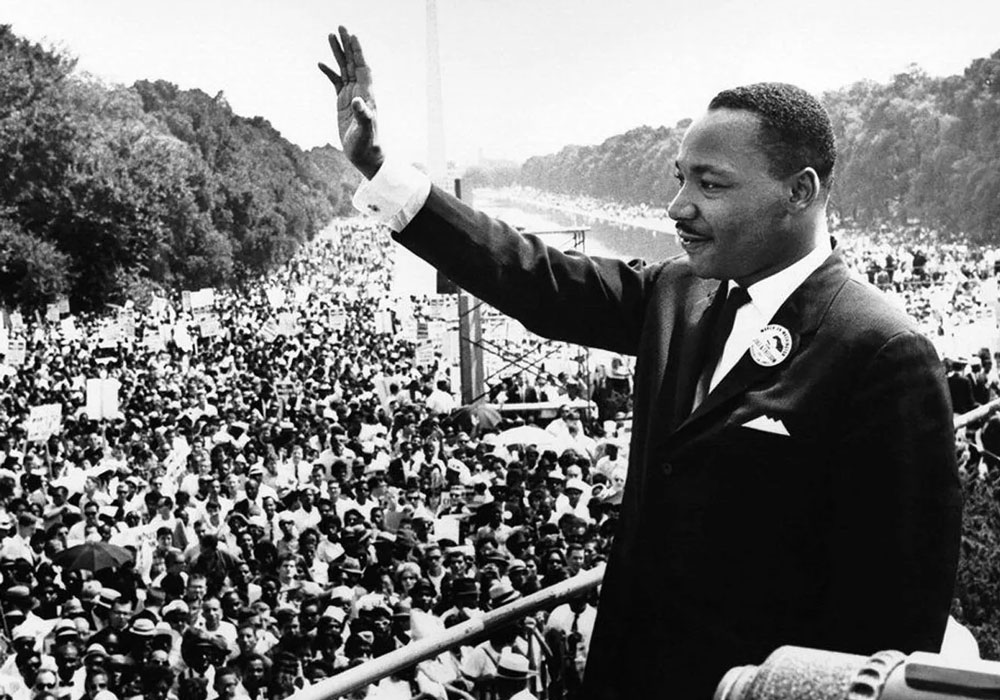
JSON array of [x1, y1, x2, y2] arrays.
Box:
[[708, 82, 836, 190]]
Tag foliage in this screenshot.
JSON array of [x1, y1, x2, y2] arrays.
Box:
[[0, 26, 358, 311], [953, 470, 1000, 659], [0, 220, 71, 309], [462, 160, 522, 189], [514, 51, 1000, 244], [520, 124, 685, 208]]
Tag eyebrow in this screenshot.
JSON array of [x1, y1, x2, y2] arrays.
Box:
[[674, 160, 736, 178]]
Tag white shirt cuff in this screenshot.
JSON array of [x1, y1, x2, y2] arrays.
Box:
[[352, 160, 432, 232]]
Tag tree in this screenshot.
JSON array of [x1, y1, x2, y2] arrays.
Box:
[[0, 220, 71, 309]]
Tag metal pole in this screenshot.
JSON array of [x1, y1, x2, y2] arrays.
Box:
[[290, 564, 605, 700], [955, 397, 1000, 429]]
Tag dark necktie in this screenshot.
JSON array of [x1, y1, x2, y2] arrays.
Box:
[[693, 286, 751, 410]]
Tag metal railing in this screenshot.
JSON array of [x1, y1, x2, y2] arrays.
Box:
[[291, 565, 604, 700], [955, 396, 1000, 429], [292, 401, 994, 700]]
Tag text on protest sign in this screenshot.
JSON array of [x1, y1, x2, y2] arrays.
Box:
[[27, 404, 62, 442], [6, 339, 26, 367]]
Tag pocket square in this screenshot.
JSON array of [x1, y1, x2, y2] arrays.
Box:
[[741, 415, 790, 436]]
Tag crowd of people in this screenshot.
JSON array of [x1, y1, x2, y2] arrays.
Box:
[[0, 218, 630, 700], [0, 197, 997, 700]]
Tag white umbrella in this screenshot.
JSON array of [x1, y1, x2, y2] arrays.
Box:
[[495, 425, 558, 449]]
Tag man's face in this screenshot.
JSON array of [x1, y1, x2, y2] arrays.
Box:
[[238, 625, 257, 652], [203, 599, 222, 627], [187, 577, 207, 603], [110, 601, 132, 629], [216, 671, 239, 699], [300, 604, 320, 631], [447, 555, 466, 576], [670, 108, 802, 287], [85, 671, 109, 695], [55, 646, 81, 678], [247, 659, 266, 686]]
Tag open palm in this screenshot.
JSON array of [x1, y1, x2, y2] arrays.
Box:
[[319, 27, 383, 179]]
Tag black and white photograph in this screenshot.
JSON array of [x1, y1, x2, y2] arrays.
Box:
[[1, 1, 999, 699]]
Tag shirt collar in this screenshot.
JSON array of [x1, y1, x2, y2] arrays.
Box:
[[731, 238, 833, 322]]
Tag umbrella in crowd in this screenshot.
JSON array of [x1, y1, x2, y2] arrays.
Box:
[[447, 402, 502, 436], [495, 425, 558, 449], [51, 541, 134, 572]]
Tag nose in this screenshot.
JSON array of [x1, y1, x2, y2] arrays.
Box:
[[667, 183, 696, 221]]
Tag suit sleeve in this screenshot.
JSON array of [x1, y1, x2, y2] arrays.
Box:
[[392, 186, 655, 355], [819, 330, 962, 653]]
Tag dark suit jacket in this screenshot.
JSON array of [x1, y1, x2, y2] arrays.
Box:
[[395, 187, 962, 700]]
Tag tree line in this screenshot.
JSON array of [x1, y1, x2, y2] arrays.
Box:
[[0, 26, 359, 311], [469, 50, 1000, 244]]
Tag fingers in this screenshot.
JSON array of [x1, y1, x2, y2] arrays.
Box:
[[328, 31, 347, 75], [352, 97, 374, 125], [323, 26, 367, 93], [339, 26, 355, 81], [317, 63, 343, 92], [350, 34, 367, 69]]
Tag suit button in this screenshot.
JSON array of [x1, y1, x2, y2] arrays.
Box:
[[663, 462, 673, 476]]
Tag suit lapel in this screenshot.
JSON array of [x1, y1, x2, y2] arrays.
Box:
[[666, 250, 851, 448], [668, 283, 725, 423]]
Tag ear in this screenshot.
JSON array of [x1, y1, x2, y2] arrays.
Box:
[[786, 167, 821, 211]]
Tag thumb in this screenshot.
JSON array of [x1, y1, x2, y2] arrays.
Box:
[[352, 96, 375, 124]]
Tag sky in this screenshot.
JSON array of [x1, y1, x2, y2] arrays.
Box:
[[5, 0, 1000, 167]]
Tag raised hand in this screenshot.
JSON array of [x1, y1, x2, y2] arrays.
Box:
[[318, 26, 384, 179]]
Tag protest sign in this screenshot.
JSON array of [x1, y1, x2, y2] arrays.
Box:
[[60, 317, 81, 342], [199, 316, 222, 338], [374, 310, 394, 335], [415, 340, 435, 367], [86, 378, 120, 420], [277, 312, 299, 336], [399, 319, 418, 343], [260, 320, 279, 343], [191, 288, 215, 309], [149, 296, 168, 317], [7, 338, 26, 366], [293, 285, 311, 306], [119, 310, 136, 341], [144, 332, 166, 353], [433, 516, 462, 544], [329, 313, 347, 333], [173, 324, 193, 352], [275, 379, 295, 403], [265, 287, 286, 309], [27, 404, 62, 442]]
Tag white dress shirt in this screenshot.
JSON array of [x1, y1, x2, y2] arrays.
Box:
[[709, 240, 832, 391]]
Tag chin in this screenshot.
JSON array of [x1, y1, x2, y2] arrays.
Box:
[[685, 255, 725, 281]]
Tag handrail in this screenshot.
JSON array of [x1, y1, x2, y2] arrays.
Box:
[[291, 564, 605, 700], [955, 397, 1000, 429], [292, 404, 985, 699], [496, 399, 596, 413]]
